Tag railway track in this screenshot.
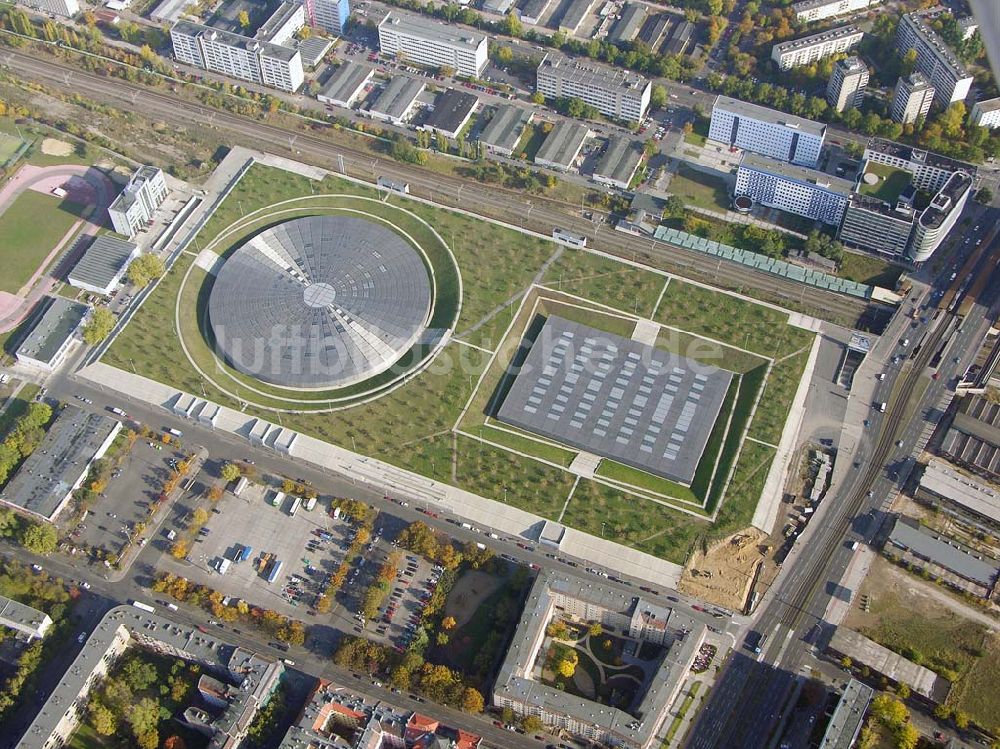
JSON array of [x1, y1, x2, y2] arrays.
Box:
[[5, 48, 873, 326]]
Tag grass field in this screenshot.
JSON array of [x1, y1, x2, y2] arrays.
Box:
[[0, 191, 83, 293], [667, 164, 730, 213], [0, 131, 25, 164], [838, 251, 904, 289], [101, 163, 813, 565]]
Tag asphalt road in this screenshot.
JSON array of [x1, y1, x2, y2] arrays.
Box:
[[685, 207, 1000, 749], [2, 47, 875, 328]]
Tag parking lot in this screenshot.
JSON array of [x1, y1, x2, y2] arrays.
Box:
[[156, 480, 353, 620], [66, 435, 188, 562], [354, 544, 440, 650]]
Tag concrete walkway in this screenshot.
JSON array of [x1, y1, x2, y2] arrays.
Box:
[[75, 361, 684, 588]]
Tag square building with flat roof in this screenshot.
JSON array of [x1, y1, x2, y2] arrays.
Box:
[[496, 316, 733, 484]]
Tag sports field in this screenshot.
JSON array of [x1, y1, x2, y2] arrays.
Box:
[[102, 163, 815, 564], [0, 191, 82, 294], [0, 131, 26, 165]]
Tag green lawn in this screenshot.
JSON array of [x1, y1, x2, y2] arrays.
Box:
[[838, 251, 904, 288], [0, 191, 84, 293], [0, 131, 25, 163], [541, 249, 666, 318], [0, 383, 40, 437], [684, 117, 709, 147], [515, 123, 548, 162], [857, 162, 911, 203], [668, 164, 730, 213]]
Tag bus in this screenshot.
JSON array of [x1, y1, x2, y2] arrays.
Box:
[[271, 490, 285, 507], [288, 496, 301, 517], [131, 601, 155, 613], [552, 228, 587, 248], [304, 496, 317, 511]]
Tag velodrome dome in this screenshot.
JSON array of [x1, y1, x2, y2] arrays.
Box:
[[208, 215, 432, 389]]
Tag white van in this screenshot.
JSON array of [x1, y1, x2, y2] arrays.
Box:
[[167, 603, 179, 612]]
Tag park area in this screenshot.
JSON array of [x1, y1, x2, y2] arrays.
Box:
[[843, 555, 1000, 732], [100, 163, 816, 566]]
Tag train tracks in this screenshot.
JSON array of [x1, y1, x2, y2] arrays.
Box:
[[6, 48, 872, 326]]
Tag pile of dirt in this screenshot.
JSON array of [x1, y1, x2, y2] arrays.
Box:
[[678, 528, 767, 610], [40, 138, 73, 156]]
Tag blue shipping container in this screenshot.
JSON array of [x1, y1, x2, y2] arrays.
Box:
[[266, 560, 283, 584], [239, 545, 253, 562]]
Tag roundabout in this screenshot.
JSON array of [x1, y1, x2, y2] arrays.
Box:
[[172, 194, 462, 413]]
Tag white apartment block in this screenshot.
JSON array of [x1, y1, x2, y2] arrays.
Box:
[[896, 8, 973, 107], [971, 98, 1000, 129], [109, 165, 168, 237], [826, 56, 868, 112], [890, 73, 935, 124], [303, 0, 350, 35], [378, 12, 487, 79], [910, 170, 972, 262], [735, 153, 851, 226], [15, 0, 79, 17], [170, 20, 304, 92], [708, 96, 826, 168], [791, 0, 879, 23], [255, 1, 304, 46], [771, 24, 863, 70], [536, 56, 651, 122]]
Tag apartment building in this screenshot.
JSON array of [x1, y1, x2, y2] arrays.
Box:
[[862, 137, 975, 193], [735, 153, 852, 225], [890, 73, 935, 124], [839, 194, 916, 258], [771, 24, 863, 70], [971, 97, 1000, 129], [826, 56, 868, 112], [109, 165, 168, 237], [302, 0, 350, 35], [910, 170, 972, 262], [536, 55, 651, 122], [170, 20, 304, 91], [378, 12, 488, 78], [791, 0, 879, 24], [896, 7, 973, 106], [708, 95, 826, 168]]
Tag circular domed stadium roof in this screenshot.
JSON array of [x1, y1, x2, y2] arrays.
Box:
[[208, 215, 432, 389]]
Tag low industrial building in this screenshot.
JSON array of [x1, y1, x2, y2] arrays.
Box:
[[592, 135, 643, 190], [887, 515, 999, 596], [150, 0, 195, 24], [533, 121, 591, 171], [661, 20, 694, 55], [536, 56, 651, 122], [557, 0, 595, 34], [735, 152, 852, 226], [916, 457, 1000, 534], [638, 14, 670, 48], [971, 97, 1000, 129], [67, 235, 140, 295], [317, 62, 374, 109], [791, 0, 879, 24], [477, 104, 532, 157], [295, 36, 334, 69], [0, 405, 121, 523], [15, 605, 283, 749], [941, 394, 1000, 481], [817, 679, 873, 749], [15, 296, 89, 371], [608, 3, 647, 45], [827, 627, 950, 703], [0, 595, 53, 641], [493, 571, 706, 749], [422, 88, 479, 139], [362, 76, 425, 125], [14, 0, 78, 17], [482, 0, 516, 13], [771, 25, 863, 70], [109, 165, 168, 238], [279, 680, 481, 749]]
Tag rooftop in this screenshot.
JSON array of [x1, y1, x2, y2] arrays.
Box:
[[558, 0, 595, 32], [975, 97, 1000, 113], [317, 61, 373, 104], [538, 55, 650, 93], [16, 296, 88, 366], [864, 137, 975, 178], [478, 104, 532, 152], [592, 135, 643, 186], [888, 515, 999, 587], [919, 457, 1000, 522], [379, 12, 486, 49], [365, 76, 425, 119], [254, 1, 301, 42], [740, 152, 854, 194], [608, 3, 647, 44], [919, 170, 972, 230], [0, 594, 51, 637], [773, 24, 862, 54], [902, 7, 969, 77], [793, 0, 856, 10], [68, 235, 138, 293], [818, 679, 874, 749], [857, 160, 912, 202], [171, 19, 299, 61], [828, 626, 951, 702], [835, 56, 868, 75], [424, 88, 479, 135], [713, 95, 827, 137], [296, 36, 333, 67], [0, 405, 120, 521], [534, 121, 591, 168]]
